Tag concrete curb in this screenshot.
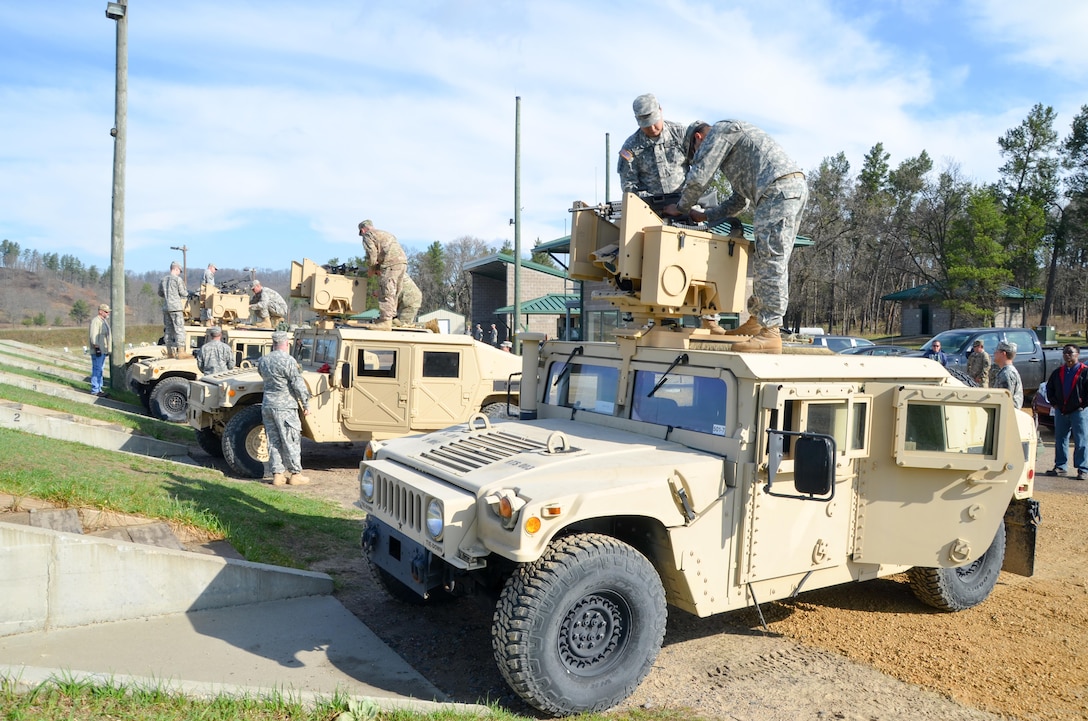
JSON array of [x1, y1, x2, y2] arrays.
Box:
[[0, 398, 192, 463]]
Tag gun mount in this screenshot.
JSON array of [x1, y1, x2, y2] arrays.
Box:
[[289, 258, 369, 325], [569, 192, 749, 329], [183, 276, 253, 327]]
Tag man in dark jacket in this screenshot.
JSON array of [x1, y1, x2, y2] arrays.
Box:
[[1044, 344, 1088, 480]]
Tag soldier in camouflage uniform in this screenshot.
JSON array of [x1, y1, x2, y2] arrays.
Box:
[[249, 279, 288, 329], [257, 331, 311, 486], [394, 274, 422, 326], [664, 121, 809, 354], [196, 326, 235, 376], [617, 93, 691, 197], [158, 261, 189, 358], [359, 219, 408, 331]]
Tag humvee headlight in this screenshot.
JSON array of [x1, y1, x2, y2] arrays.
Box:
[[426, 498, 444, 540], [360, 466, 375, 503], [484, 490, 528, 531]]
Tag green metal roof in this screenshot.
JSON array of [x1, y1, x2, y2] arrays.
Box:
[[495, 293, 581, 315], [882, 282, 1043, 302], [464, 253, 567, 280]]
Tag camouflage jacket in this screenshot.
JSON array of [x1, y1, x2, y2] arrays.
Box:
[[617, 120, 689, 196], [678, 120, 802, 217], [251, 287, 289, 317], [197, 339, 235, 375], [158, 272, 188, 312], [362, 228, 407, 270], [257, 350, 310, 411]]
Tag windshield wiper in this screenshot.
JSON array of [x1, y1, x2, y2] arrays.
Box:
[[648, 353, 689, 397], [553, 346, 585, 387]]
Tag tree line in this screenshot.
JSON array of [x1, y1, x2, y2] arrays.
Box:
[[788, 103, 1088, 335]]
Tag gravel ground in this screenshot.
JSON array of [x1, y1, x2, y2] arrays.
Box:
[[286, 428, 1088, 721]]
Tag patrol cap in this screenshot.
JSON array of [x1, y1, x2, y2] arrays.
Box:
[[996, 340, 1016, 354], [208, 326, 222, 337], [633, 93, 662, 128], [271, 331, 288, 343], [358, 219, 373, 230], [682, 120, 708, 161], [251, 279, 262, 290], [98, 303, 110, 312]]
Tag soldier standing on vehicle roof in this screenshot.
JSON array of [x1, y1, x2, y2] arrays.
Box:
[[617, 93, 693, 198], [257, 331, 311, 486], [359, 219, 408, 332], [158, 261, 188, 358], [200, 263, 217, 327], [196, 326, 234, 376], [663, 120, 809, 354], [249, 279, 288, 329], [393, 274, 422, 326]]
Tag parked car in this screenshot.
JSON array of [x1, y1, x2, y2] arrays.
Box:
[[840, 344, 920, 357], [809, 335, 875, 352], [1033, 385, 1054, 430]]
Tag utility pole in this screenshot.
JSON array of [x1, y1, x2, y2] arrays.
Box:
[[513, 96, 522, 354], [105, 0, 127, 391], [171, 245, 189, 284]]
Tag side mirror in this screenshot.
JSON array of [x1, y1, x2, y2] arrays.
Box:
[[765, 429, 836, 501]]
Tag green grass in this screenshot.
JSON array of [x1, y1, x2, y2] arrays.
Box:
[[0, 324, 164, 350], [0, 428, 361, 567], [0, 674, 704, 721]]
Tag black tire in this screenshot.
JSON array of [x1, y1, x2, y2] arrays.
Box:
[[222, 405, 268, 479], [196, 427, 224, 458], [492, 533, 666, 716], [148, 377, 192, 423], [481, 402, 519, 420], [908, 520, 1006, 612]]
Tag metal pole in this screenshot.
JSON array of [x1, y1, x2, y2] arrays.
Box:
[[605, 132, 610, 203], [513, 96, 522, 354], [107, 0, 128, 391]]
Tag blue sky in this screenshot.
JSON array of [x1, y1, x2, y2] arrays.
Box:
[[1, 0, 1086, 277]]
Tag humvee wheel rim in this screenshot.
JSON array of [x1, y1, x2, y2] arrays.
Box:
[[558, 591, 629, 674], [245, 424, 269, 462]]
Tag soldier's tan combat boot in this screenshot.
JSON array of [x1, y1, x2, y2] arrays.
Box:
[[425, 319, 441, 334], [370, 318, 393, 331], [731, 325, 782, 354], [287, 472, 310, 485], [272, 472, 287, 486], [700, 318, 727, 335], [724, 316, 762, 336]]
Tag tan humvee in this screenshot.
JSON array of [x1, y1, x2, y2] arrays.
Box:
[[359, 193, 1039, 716], [128, 326, 287, 423], [186, 259, 521, 478]]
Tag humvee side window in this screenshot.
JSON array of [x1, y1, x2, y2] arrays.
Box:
[[631, 372, 727, 435], [774, 397, 869, 458], [423, 351, 459, 378], [904, 402, 996, 455], [242, 343, 263, 361], [358, 348, 396, 378], [545, 362, 618, 415]]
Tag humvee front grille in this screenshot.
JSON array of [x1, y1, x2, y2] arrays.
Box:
[[374, 475, 424, 533], [420, 430, 549, 474]]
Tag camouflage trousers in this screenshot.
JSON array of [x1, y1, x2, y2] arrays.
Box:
[[162, 310, 185, 350], [377, 263, 407, 322], [262, 406, 303, 475], [751, 175, 809, 328], [398, 278, 421, 324]]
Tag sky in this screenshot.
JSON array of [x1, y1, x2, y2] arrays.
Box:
[[1, 0, 1086, 279]]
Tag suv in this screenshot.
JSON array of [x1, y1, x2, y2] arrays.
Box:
[[186, 259, 521, 476], [359, 194, 1039, 715]]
